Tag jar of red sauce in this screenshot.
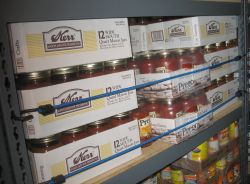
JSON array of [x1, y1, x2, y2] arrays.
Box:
[[215, 42, 226, 51], [139, 52, 156, 74], [203, 44, 216, 54], [145, 98, 161, 118], [79, 62, 104, 79], [225, 73, 234, 83], [127, 55, 141, 75], [204, 80, 217, 92], [61, 125, 88, 145], [51, 66, 79, 84], [28, 134, 62, 153], [111, 112, 132, 127], [216, 76, 226, 87], [16, 70, 51, 90], [87, 119, 110, 136], [177, 49, 194, 69], [187, 47, 205, 65], [104, 59, 127, 74], [225, 40, 235, 49], [160, 98, 184, 119], [182, 96, 198, 113], [131, 101, 152, 147], [155, 50, 179, 73]]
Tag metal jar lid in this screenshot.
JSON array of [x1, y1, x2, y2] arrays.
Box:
[[17, 70, 51, 80], [104, 59, 127, 67], [176, 49, 186, 55], [113, 112, 130, 118], [29, 134, 61, 145], [188, 47, 201, 53], [63, 125, 87, 134], [162, 98, 179, 105], [204, 44, 215, 49], [156, 50, 172, 57], [142, 51, 154, 59], [146, 97, 158, 103], [52, 66, 78, 75], [215, 42, 225, 47], [88, 119, 108, 126], [79, 62, 104, 71]]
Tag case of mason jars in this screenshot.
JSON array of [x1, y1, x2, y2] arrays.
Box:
[[147, 16, 237, 50], [28, 120, 141, 184], [129, 25, 148, 53], [151, 104, 213, 144], [206, 78, 239, 116], [18, 70, 138, 139], [136, 64, 210, 99], [204, 47, 239, 80], [8, 18, 132, 73]]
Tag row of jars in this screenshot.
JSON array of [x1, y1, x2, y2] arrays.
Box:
[[128, 17, 185, 26]]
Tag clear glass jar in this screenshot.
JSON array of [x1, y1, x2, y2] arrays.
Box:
[[177, 49, 194, 69], [139, 52, 156, 74], [104, 59, 127, 74], [144, 98, 161, 118], [79, 62, 104, 79], [155, 50, 179, 73], [28, 134, 62, 153], [51, 66, 79, 84], [225, 73, 234, 83], [16, 70, 51, 90], [127, 55, 141, 75], [187, 47, 205, 65], [61, 125, 88, 145], [160, 98, 184, 119], [111, 112, 132, 127], [87, 119, 111, 136], [215, 42, 226, 52], [203, 44, 216, 54]]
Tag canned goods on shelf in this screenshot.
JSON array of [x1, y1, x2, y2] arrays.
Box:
[[161, 166, 172, 183], [219, 127, 230, 147], [28, 134, 62, 153], [187, 141, 208, 162], [207, 163, 216, 179], [111, 112, 132, 127], [51, 66, 79, 84], [208, 134, 219, 155], [160, 98, 184, 119], [61, 125, 88, 145], [79, 62, 104, 79], [155, 50, 179, 73], [87, 119, 111, 136], [16, 70, 51, 90], [171, 166, 184, 184], [104, 59, 127, 74], [144, 98, 161, 118], [139, 52, 156, 74]]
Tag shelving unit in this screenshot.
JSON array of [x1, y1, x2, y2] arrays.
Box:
[[0, 0, 248, 184]]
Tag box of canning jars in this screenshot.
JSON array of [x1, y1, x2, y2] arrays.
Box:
[[150, 94, 213, 144], [147, 16, 237, 50], [8, 18, 132, 73], [205, 78, 239, 116], [18, 70, 137, 139], [130, 25, 148, 53], [27, 120, 141, 184]]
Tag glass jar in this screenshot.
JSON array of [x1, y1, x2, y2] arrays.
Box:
[[182, 95, 198, 113], [16, 70, 51, 90], [79, 62, 104, 79], [104, 59, 127, 74], [177, 49, 194, 69], [144, 98, 161, 118], [216, 76, 226, 87], [28, 134, 62, 153], [61, 125, 88, 145], [187, 47, 205, 65], [225, 40, 235, 49], [215, 42, 226, 52], [194, 90, 208, 106], [203, 44, 216, 54], [155, 50, 179, 73], [160, 98, 184, 119], [204, 80, 217, 92], [51, 66, 79, 84], [87, 119, 110, 136], [111, 112, 132, 127], [225, 73, 234, 83], [127, 55, 141, 75], [131, 102, 152, 147], [139, 52, 156, 74]]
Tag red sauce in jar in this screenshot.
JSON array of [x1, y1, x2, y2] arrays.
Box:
[[204, 80, 217, 92], [104, 59, 127, 74], [87, 119, 110, 136], [127, 55, 141, 75], [225, 73, 234, 83], [28, 134, 62, 153], [61, 125, 88, 145], [16, 70, 51, 90], [79, 62, 104, 79], [203, 44, 216, 54], [182, 96, 198, 113], [139, 52, 156, 74], [187, 47, 205, 65], [51, 66, 79, 84], [160, 98, 184, 119], [177, 49, 194, 69], [155, 50, 179, 73], [216, 76, 226, 87], [131, 100, 152, 147], [215, 42, 226, 52], [111, 112, 132, 127], [225, 40, 235, 49], [144, 98, 161, 118]]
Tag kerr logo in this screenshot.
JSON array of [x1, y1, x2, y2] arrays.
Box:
[[206, 21, 220, 35], [168, 24, 186, 37], [43, 26, 83, 52]]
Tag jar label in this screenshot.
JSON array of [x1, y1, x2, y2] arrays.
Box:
[[138, 117, 152, 138]]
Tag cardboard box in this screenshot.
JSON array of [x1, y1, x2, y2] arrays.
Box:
[[146, 22, 165, 51], [204, 47, 239, 80], [206, 79, 239, 116], [18, 70, 138, 139], [129, 25, 148, 53], [151, 104, 213, 144], [28, 120, 141, 184], [8, 18, 132, 73], [147, 16, 237, 50]]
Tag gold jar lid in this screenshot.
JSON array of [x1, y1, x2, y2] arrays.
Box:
[[204, 44, 215, 49], [52, 66, 78, 75], [215, 42, 225, 47], [18, 70, 51, 80], [176, 49, 186, 55], [104, 59, 127, 67], [63, 125, 87, 134], [29, 134, 61, 145], [79, 62, 103, 71], [162, 98, 179, 105], [146, 97, 158, 103], [113, 112, 130, 118], [88, 119, 108, 126]]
